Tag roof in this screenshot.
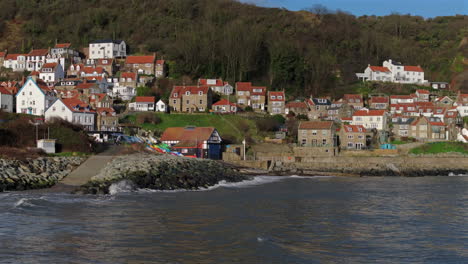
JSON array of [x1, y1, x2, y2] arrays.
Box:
[[213, 99, 237, 106], [298, 121, 334, 130], [96, 107, 116, 116], [309, 98, 331, 106], [199, 79, 223, 86], [0, 51, 5, 57], [75, 83, 96, 90], [5, 54, 23, 60], [416, 89, 429, 94], [121, 72, 137, 80], [286, 101, 308, 109], [135, 96, 155, 103], [369, 97, 389, 104], [90, 39, 124, 44], [392, 117, 414, 124], [269, 91, 285, 101], [55, 43, 71, 48], [353, 109, 386, 116], [81, 66, 104, 74], [156, 60, 165, 65], [126, 55, 155, 64], [161, 127, 216, 142], [236, 82, 252, 91], [404, 66, 424, 72], [390, 95, 414, 100], [61, 98, 95, 113], [0, 86, 12, 95], [344, 94, 363, 100], [40, 63, 58, 71], [429, 121, 445, 126], [369, 66, 390, 72], [28, 49, 49, 56], [89, 93, 107, 103], [343, 125, 366, 133], [170, 86, 210, 98]]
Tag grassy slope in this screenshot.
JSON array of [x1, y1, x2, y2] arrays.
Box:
[[133, 113, 260, 143], [410, 142, 468, 155]]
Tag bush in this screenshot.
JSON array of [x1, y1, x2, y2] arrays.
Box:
[[256, 116, 282, 132], [296, 114, 309, 121], [244, 106, 253, 112], [136, 113, 161, 125]]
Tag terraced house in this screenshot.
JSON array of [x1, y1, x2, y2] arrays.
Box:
[[297, 121, 337, 155], [169, 86, 212, 112], [125, 55, 156, 75], [268, 91, 285, 114], [235, 82, 266, 112]]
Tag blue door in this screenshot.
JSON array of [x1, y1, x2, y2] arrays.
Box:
[[208, 144, 221, 160]]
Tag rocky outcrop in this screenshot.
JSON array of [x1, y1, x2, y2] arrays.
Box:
[[77, 154, 249, 194], [0, 157, 86, 191]]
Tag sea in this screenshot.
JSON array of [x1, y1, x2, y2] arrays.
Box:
[[1, 175, 467, 264]]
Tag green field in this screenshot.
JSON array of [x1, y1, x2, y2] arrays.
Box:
[[123, 113, 262, 143], [409, 142, 468, 155]]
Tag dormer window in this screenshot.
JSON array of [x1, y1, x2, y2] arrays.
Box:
[[173, 93, 178, 97], [198, 91, 203, 96], [186, 91, 190, 96], [278, 96, 283, 100], [271, 96, 276, 99]]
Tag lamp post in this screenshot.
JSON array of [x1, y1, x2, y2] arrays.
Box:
[[242, 139, 246, 161]]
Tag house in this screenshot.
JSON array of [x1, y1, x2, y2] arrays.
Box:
[[391, 116, 415, 138], [3, 53, 27, 71], [454, 94, 468, 117], [351, 109, 387, 130], [0, 81, 20, 96], [235, 82, 267, 112], [129, 96, 155, 112], [297, 121, 337, 155], [54, 78, 82, 91], [326, 101, 354, 122], [89, 93, 112, 109], [0, 86, 14, 112], [356, 59, 428, 84], [285, 101, 309, 116], [80, 66, 106, 78], [125, 55, 156, 75], [156, 99, 167, 113], [343, 94, 364, 109], [95, 59, 115, 76], [390, 95, 415, 105], [96, 107, 119, 132], [431, 82, 450, 90], [428, 117, 447, 140], [160, 126, 222, 159], [16, 77, 56, 115], [89, 39, 126, 59], [39, 62, 64, 86], [198, 79, 233, 95], [415, 89, 430, 102], [268, 91, 285, 114], [155, 60, 166, 78], [68, 64, 84, 77], [50, 43, 73, 56], [109, 72, 138, 88], [26, 49, 49, 72], [306, 97, 331, 120], [75, 82, 101, 96], [390, 103, 418, 116], [212, 99, 238, 113], [409, 116, 446, 141], [434, 96, 455, 108], [169, 86, 213, 113], [368, 96, 389, 110], [340, 125, 368, 150], [109, 85, 136, 101], [45, 98, 95, 131]]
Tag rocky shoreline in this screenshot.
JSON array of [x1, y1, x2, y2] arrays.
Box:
[[0, 157, 86, 192], [77, 154, 249, 194]]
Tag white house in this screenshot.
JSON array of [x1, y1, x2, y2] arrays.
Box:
[[212, 99, 238, 113], [390, 95, 415, 105], [356, 59, 428, 84], [109, 85, 136, 101], [0, 86, 13, 112], [198, 79, 234, 95], [45, 98, 96, 131], [89, 39, 126, 59], [16, 77, 56, 116], [156, 99, 167, 112], [39, 63, 64, 86], [3, 54, 27, 72], [129, 96, 155, 112], [455, 94, 468, 117], [351, 109, 387, 130], [26, 49, 49, 72]]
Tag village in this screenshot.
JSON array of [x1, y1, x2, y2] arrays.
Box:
[[0, 40, 467, 163]]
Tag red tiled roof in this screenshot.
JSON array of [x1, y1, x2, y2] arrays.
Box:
[[404, 66, 424, 72], [121, 72, 137, 80], [343, 125, 366, 133], [62, 98, 95, 113], [156, 60, 165, 65], [170, 86, 210, 98], [40, 63, 58, 71], [429, 122, 445, 126], [0, 52, 5, 57], [299, 121, 334, 130], [84, 76, 104, 81], [96, 107, 116, 116], [135, 96, 155, 103], [390, 95, 413, 100], [81, 66, 104, 74], [445, 111, 457, 118], [269, 91, 285, 101], [89, 93, 106, 103], [75, 83, 96, 89], [0, 86, 12, 95], [5, 54, 23, 60], [415, 102, 434, 108], [161, 127, 216, 142], [236, 82, 253, 91], [125, 55, 155, 64], [199, 79, 223, 86], [416, 89, 429, 94], [55, 43, 71, 48], [344, 94, 363, 100], [353, 109, 386, 116], [28, 49, 48, 56], [341, 117, 353, 121], [286, 101, 308, 109], [30, 71, 40, 76], [213, 99, 236, 106], [369, 97, 388, 104], [369, 66, 390, 72]]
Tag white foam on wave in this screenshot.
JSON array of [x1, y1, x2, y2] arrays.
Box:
[[108, 180, 137, 195], [13, 197, 43, 208]]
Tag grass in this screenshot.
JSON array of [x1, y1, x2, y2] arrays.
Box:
[[390, 140, 410, 145], [125, 113, 261, 143], [409, 142, 468, 155]]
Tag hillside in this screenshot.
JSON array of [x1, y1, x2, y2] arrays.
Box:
[[0, 0, 466, 95]]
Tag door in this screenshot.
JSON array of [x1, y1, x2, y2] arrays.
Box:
[[208, 144, 221, 160]]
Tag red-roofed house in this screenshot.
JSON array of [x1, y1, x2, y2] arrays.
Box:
[[0, 86, 13, 112], [45, 98, 96, 131], [390, 95, 415, 105], [357, 59, 428, 84], [285, 101, 309, 115], [3, 53, 27, 71], [96, 107, 119, 132], [297, 121, 337, 155], [80, 66, 106, 78], [39, 62, 64, 86], [368, 96, 389, 110], [351, 109, 387, 130], [356, 65, 392, 82], [198, 78, 233, 95], [268, 91, 285, 114], [155, 60, 166, 78], [125, 55, 156, 75], [340, 125, 368, 150], [161, 126, 222, 159], [89, 93, 112, 109], [235, 82, 267, 112], [343, 94, 364, 109], [212, 99, 238, 113], [16, 77, 56, 115], [129, 96, 156, 112], [415, 89, 430, 102], [26, 49, 49, 71], [169, 86, 213, 112]]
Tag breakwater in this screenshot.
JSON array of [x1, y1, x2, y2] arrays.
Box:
[[0, 157, 86, 191], [78, 154, 249, 194]]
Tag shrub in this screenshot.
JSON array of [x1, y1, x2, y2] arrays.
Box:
[[244, 106, 253, 112], [296, 114, 309, 121], [136, 113, 161, 125]]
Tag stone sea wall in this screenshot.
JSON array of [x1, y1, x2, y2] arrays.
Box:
[[78, 154, 249, 194], [0, 157, 87, 191]]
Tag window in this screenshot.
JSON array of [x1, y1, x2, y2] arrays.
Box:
[[186, 100, 189, 104], [271, 96, 276, 100], [278, 96, 283, 100], [52, 107, 56, 111], [186, 91, 190, 95], [29, 91, 32, 95], [198, 91, 203, 96], [358, 135, 364, 139], [322, 139, 327, 145], [62, 107, 65, 111], [22, 100, 25, 106], [312, 130, 317, 135], [348, 135, 353, 139], [322, 130, 327, 136]]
